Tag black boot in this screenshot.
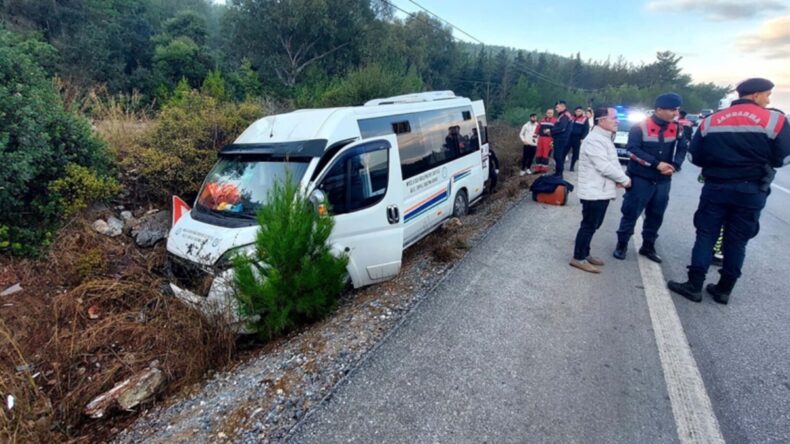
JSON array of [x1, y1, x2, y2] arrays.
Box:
[[706, 275, 736, 305], [613, 241, 628, 260], [668, 271, 705, 303], [639, 241, 663, 264]]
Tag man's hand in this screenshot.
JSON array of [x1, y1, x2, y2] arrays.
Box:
[[657, 161, 675, 176], [543, 129, 550, 135], [617, 178, 632, 189]]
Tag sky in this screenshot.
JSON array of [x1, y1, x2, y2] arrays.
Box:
[[392, 0, 790, 111], [212, 0, 790, 110]]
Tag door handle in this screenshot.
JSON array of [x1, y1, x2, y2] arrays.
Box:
[[387, 205, 400, 224]]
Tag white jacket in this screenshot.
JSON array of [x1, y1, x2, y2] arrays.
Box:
[[577, 126, 630, 200], [519, 121, 539, 146]]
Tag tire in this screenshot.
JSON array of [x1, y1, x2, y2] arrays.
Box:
[[452, 190, 468, 218]]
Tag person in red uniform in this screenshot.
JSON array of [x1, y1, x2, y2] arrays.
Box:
[[534, 108, 557, 174]]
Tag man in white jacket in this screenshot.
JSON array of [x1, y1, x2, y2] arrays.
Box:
[[519, 113, 539, 176], [570, 107, 632, 273]]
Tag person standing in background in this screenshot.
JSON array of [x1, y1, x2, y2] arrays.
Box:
[[551, 100, 574, 177], [520, 113, 539, 176], [568, 106, 590, 172], [534, 108, 557, 174]]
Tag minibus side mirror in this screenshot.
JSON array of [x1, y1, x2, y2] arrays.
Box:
[[309, 189, 329, 216]]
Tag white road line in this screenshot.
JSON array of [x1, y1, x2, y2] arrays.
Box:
[[771, 182, 790, 195], [635, 217, 724, 444]]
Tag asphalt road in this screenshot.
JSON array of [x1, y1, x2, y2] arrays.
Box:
[[288, 165, 790, 443]]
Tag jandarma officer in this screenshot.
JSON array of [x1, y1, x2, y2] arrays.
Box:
[[668, 78, 790, 304], [613, 93, 688, 263]]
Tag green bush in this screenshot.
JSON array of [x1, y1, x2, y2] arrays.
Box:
[[317, 64, 423, 107], [0, 29, 112, 255], [126, 88, 267, 201], [232, 175, 348, 339], [501, 107, 540, 126], [49, 164, 121, 217]]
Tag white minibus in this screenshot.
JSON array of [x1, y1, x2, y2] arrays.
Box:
[[166, 91, 489, 323]]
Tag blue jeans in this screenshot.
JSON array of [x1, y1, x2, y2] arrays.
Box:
[[574, 199, 610, 260], [688, 183, 767, 280], [616, 176, 671, 244]]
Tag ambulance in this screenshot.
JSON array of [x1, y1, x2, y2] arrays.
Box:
[[165, 91, 489, 324]]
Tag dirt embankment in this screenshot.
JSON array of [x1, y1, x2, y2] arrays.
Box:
[[1, 122, 532, 443]]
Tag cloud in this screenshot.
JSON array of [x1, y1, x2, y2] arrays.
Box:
[[738, 15, 790, 59], [646, 0, 787, 21]]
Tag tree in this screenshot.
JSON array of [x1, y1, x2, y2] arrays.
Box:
[[224, 0, 375, 87], [0, 30, 112, 255], [152, 36, 212, 89], [232, 174, 348, 339]]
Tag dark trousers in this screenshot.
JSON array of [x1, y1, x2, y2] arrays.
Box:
[[568, 136, 582, 171], [688, 184, 767, 280], [521, 145, 536, 170], [553, 140, 570, 177], [616, 175, 671, 244], [574, 199, 610, 260]]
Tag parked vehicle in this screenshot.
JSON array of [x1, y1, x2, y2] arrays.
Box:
[[165, 91, 488, 324], [613, 107, 647, 162]]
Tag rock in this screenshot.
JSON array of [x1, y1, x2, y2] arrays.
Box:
[[131, 211, 171, 247], [92, 217, 123, 237], [107, 216, 124, 236], [84, 368, 164, 418], [1, 283, 22, 297], [92, 219, 111, 235], [117, 368, 164, 410], [120, 211, 133, 221]]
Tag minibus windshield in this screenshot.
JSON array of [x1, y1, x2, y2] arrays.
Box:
[[194, 156, 310, 219]]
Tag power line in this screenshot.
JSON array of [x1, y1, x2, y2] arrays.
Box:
[[397, 0, 602, 93], [380, 0, 453, 37], [405, 0, 484, 45]]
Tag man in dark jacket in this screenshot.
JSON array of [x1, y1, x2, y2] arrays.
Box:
[[568, 106, 590, 172], [551, 100, 573, 177], [613, 93, 687, 263], [668, 78, 790, 304]]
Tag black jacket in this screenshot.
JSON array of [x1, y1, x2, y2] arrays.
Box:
[[689, 99, 790, 184], [570, 116, 589, 139], [626, 115, 687, 182], [550, 111, 573, 148]]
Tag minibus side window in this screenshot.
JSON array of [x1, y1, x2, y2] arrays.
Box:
[[319, 143, 389, 215]]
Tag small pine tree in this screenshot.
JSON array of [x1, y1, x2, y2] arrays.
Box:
[[232, 173, 348, 339], [201, 69, 226, 100]]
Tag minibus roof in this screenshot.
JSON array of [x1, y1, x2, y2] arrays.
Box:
[[233, 92, 473, 151]]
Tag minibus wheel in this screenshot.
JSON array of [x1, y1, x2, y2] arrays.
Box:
[[452, 190, 468, 218]]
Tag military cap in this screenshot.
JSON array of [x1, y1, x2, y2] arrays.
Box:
[[736, 78, 774, 96], [655, 92, 682, 109]]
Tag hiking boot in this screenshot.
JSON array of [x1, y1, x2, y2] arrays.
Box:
[[613, 241, 628, 260], [570, 259, 601, 274], [586, 256, 605, 266], [706, 275, 737, 305], [639, 242, 663, 264], [668, 271, 705, 303]]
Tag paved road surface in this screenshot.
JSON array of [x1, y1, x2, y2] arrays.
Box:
[[288, 165, 790, 443]]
